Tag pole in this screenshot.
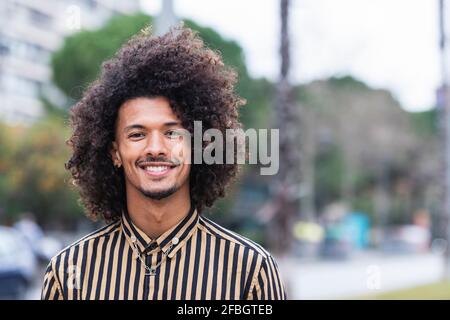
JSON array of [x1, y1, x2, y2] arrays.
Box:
[[155, 0, 178, 35], [438, 0, 450, 280]]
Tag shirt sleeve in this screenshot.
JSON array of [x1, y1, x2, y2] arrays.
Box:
[[41, 261, 64, 300], [246, 254, 287, 300]]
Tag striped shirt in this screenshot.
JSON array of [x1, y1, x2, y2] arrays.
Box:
[[41, 206, 287, 300]]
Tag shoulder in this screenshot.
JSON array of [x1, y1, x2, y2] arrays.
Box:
[[198, 214, 276, 262], [198, 214, 287, 299], [45, 220, 121, 273]]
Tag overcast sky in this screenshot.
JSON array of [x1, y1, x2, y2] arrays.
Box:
[[140, 0, 443, 113]]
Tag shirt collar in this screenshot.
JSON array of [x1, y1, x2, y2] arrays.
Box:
[[121, 205, 199, 255]]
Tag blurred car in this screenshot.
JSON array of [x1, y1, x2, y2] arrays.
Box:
[[319, 223, 353, 260], [13, 216, 63, 263], [291, 221, 324, 258], [381, 225, 431, 254], [36, 236, 63, 263], [0, 226, 37, 299]]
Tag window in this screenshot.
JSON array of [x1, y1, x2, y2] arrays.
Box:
[[29, 8, 52, 28], [0, 35, 50, 63], [0, 36, 9, 56], [2, 75, 42, 98]]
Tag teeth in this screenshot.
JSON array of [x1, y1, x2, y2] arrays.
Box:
[[144, 166, 169, 172]]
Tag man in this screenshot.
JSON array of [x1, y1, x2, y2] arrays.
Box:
[[41, 25, 286, 300]]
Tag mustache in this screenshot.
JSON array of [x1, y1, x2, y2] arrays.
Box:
[[136, 156, 181, 166]]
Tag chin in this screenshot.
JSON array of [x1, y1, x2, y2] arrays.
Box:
[[138, 185, 179, 200]]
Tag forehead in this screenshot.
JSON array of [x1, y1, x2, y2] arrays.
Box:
[[116, 96, 180, 128]]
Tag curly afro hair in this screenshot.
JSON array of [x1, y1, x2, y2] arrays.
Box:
[[66, 24, 246, 222]]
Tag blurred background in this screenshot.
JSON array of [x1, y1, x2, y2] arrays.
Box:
[[0, 0, 449, 299]]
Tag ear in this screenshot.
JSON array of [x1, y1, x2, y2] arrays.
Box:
[[110, 141, 122, 167]]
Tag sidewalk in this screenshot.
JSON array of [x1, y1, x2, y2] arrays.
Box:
[[277, 251, 445, 299]]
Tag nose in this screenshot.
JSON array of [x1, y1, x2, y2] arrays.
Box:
[[144, 131, 169, 157]]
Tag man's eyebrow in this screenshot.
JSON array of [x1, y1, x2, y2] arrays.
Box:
[[164, 121, 182, 127], [123, 122, 181, 132], [123, 124, 146, 132]]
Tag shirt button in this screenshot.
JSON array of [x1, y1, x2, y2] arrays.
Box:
[[172, 237, 179, 245]]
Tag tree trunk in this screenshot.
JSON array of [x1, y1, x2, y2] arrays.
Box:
[[269, 0, 302, 255]]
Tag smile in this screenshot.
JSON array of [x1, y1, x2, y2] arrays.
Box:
[[140, 164, 175, 177]]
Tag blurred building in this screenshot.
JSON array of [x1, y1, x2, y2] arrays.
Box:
[[0, 0, 139, 123]]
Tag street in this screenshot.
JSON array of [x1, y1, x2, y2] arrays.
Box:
[[278, 251, 445, 299]]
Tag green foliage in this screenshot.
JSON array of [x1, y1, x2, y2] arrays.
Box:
[[351, 281, 450, 300], [409, 109, 438, 138], [183, 20, 248, 76], [238, 77, 273, 129], [327, 75, 370, 91], [0, 117, 82, 226], [39, 93, 67, 119], [52, 13, 152, 101], [314, 144, 344, 209]]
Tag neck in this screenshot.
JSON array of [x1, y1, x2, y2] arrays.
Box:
[[125, 185, 191, 239]]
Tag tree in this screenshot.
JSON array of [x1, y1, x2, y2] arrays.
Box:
[[52, 13, 153, 102], [0, 116, 81, 227], [268, 0, 301, 255], [296, 76, 439, 227]]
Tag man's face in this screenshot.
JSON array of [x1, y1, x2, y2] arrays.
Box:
[[111, 96, 191, 201]]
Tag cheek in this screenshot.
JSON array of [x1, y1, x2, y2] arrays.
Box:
[[177, 164, 191, 183], [122, 163, 139, 180], [169, 140, 191, 164], [185, 164, 191, 177], [119, 142, 143, 161], [118, 146, 142, 176]]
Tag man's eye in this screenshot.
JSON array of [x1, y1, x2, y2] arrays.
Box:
[[128, 133, 144, 139], [166, 130, 182, 139]]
